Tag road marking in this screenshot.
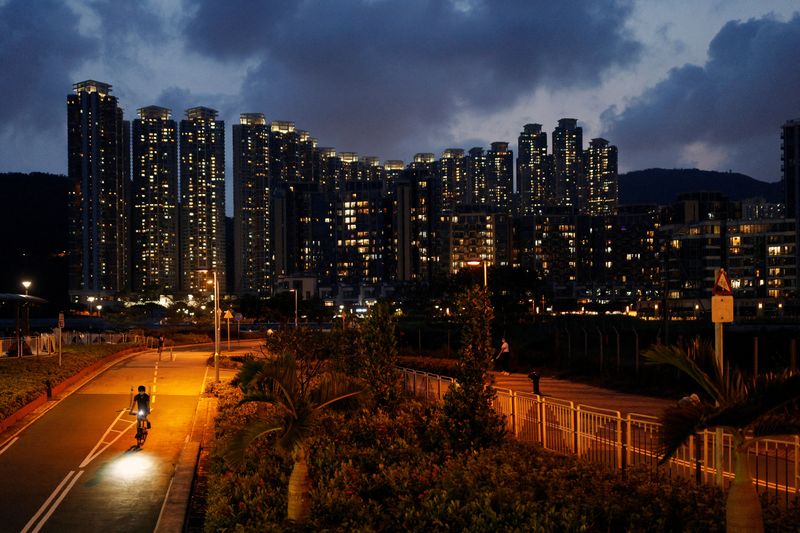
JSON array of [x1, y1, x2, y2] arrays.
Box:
[[79, 410, 136, 468], [22, 469, 84, 533], [201, 365, 209, 394], [0, 437, 18, 456]]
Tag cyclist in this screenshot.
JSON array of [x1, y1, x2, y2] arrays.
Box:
[[130, 385, 151, 429]]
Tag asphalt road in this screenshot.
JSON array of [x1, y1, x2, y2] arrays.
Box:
[[0, 340, 260, 533]]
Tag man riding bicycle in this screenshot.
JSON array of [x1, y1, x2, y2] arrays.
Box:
[[130, 385, 151, 429]]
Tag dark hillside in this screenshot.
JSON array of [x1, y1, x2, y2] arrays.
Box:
[[619, 168, 782, 205]]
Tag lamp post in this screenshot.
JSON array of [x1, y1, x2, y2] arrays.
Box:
[[212, 271, 220, 383], [466, 259, 487, 287], [21, 280, 31, 336], [96, 305, 102, 318], [87, 296, 95, 316], [198, 268, 221, 383], [290, 289, 299, 328]]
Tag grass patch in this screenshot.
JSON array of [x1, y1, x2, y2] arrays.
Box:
[[0, 344, 133, 420]]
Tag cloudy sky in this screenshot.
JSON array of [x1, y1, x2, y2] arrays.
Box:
[[2, 0, 799, 186]]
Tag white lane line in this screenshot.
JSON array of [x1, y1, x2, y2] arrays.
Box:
[[201, 365, 209, 394], [21, 470, 78, 533], [79, 410, 136, 468], [0, 437, 18, 456], [29, 469, 84, 533]]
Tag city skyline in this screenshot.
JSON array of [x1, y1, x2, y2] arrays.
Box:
[[2, 1, 800, 190]]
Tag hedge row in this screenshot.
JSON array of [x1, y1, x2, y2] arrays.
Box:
[[0, 344, 131, 420], [203, 382, 800, 532]]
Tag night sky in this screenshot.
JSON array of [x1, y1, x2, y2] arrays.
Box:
[[2, 0, 799, 186]]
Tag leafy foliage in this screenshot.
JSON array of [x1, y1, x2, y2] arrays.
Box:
[[205, 387, 800, 532], [0, 344, 134, 420], [441, 286, 506, 451], [356, 303, 400, 408]]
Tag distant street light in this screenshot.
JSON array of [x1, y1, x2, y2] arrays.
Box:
[[466, 259, 488, 287], [21, 280, 31, 296], [96, 304, 102, 318], [290, 288, 299, 327]]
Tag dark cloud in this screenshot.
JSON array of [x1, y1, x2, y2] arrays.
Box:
[[602, 13, 800, 181], [184, 0, 641, 161], [0, 0, 96, 147]]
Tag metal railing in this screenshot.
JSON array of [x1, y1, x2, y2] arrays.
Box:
[[399, 367, 800, 506]]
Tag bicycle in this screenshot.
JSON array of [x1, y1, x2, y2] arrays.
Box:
[[132, 410, 149, 447]]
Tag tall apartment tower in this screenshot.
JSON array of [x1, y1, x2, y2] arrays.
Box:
[[466, 147, 487, 205], [131, 106, 178, 294], [233, 113, 271, 296], [486, 142, 513, 212], [67, 80, 130, 302], [180, 107, 226, 294], [584, 138, 618, 216], [782, 118, 800, 291], [440, 149, 466, 213], [517, 124, 549, 215], [552, 118, 583, 212]]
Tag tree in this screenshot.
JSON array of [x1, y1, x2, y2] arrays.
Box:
[[441, 286, 505, 450], [643, 342, 800, 533], [356, 302, 400, 408], [225, 352, 364, 523]]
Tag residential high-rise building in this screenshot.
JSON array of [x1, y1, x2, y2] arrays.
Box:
[[440, 149, 466, 213], [486, 142, 513, 212], [782, 118, 800, 294], [233, 113, 271, 296], [465, 147, 487, 205], [552, 118, 583, 212], [67, 80, 130, 301], [180, 107, 226, 293], [517, 124, 549, 215], [584, 138, 618, 216], [131, 106, 178, 294]]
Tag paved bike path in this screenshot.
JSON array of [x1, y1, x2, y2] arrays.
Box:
[[491, 371, 675, 418]]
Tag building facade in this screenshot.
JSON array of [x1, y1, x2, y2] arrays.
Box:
[[180, 107, 226, 293], [131, 106, 178, 294], [67, 80, 130, 302], [233, 113, 271, 296]]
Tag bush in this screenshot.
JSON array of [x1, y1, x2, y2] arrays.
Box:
[[0, 344, 131, 420], [202, 384, 800, 532]]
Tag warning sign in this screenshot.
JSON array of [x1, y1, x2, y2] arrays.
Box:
[[713, 269, 733, 296], [223, 309, 234, 319]]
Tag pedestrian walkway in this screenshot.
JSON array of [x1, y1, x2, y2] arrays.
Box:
[[490, 371, 674, 418]]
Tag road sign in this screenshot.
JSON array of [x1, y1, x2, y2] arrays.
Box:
[[234, 312, 243, 322], [713, 268, 733, 296], [58, 312, 65, 329], [223, 309, 234, 320], [712, 295, 734, 323]]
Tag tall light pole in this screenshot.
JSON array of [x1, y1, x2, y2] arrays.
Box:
[[198, 268, 221, 383], [213, 271, 220, 382], [21, 280, 31, 336], [290, 288, 299, 327]]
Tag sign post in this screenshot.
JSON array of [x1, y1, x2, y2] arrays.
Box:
[[57, 312, 65, 367], [234, 312, 243, 343], [711, 268, 733, 486], [223, 309, 234, 351]]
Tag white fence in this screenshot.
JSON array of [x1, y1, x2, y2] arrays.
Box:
[[1, 332, 159, 357], [399, 367, 800, 506]]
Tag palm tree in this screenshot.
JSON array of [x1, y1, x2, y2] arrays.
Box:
[[643, 342, 800, 533], [225, 352, 364, 523]]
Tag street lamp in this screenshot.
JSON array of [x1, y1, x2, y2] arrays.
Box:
[[290, 289, 299, 327], [205, 272, 221, 383], [466, 259, 488, 287], [96, 304, 102, 318], [21, 280, 31, 296]]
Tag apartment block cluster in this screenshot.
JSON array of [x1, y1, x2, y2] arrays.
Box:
[[67, 80, 800, 311]]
